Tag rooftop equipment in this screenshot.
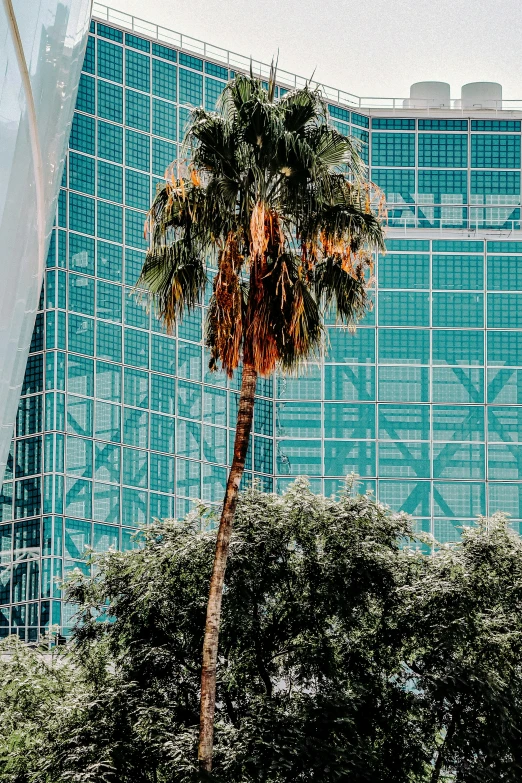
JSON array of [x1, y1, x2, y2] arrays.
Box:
[[461, 82, 502, 109], [403, 81, 451, 109]]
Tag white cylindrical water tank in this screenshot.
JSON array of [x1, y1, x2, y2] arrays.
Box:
[[461, 82, 502, 109], [404, 81, 451, 109]]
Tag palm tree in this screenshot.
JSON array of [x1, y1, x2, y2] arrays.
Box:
[[138, 73, 385, 773]]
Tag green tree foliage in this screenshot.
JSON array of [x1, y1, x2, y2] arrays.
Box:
[[2, 482, 522, 782], [0, 641, 80, 781]]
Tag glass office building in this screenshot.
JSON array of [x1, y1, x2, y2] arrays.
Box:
[[3, 3, 522, 639]]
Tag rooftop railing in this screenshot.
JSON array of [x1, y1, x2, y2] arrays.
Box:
[[387, 218, 521, 236], [92, 3, 522, 115]]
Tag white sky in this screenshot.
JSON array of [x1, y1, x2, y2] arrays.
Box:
[[106, 0, 522, 100]]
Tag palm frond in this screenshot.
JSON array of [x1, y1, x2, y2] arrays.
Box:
[[279, 85, 325, 132], [267, 55, 278, 103], [311, 126, 366, 179], [313, 257, 369, 326], [248, 253, 322, 375], [206, 237, 246, 377], [138, 71, 385, 371], [137, 243, 207, 332]]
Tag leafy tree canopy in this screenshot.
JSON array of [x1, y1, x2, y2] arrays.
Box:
[[2, 481, 522, 782]]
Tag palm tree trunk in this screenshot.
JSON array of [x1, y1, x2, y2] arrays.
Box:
[[198, 361, 258, 773], [430, 708, 458, 783]]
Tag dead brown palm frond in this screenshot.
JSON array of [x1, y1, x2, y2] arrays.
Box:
[[189, 166, 203, 188], [249, 305, 280, 376], [249, 201, 268, 264], [300, 239, 320, 271], [273, 258, 292, 309], [360, 181, 387, 222], [208, 234, 245, 377], [288, 279, 305, 341]]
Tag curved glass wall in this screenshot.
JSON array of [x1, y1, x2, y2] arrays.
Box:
[[0, 0, 92, 485]]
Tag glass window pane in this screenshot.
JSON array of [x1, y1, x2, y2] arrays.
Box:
[[378, 480, 431, 516], [488, 294, 522, 328], [371, 133, 415, 167], [371, 169, 414, 204], [378, 253, 429, 289], [94, 442, 120, 483], [123, 448, 148, 488], [418, 134, 468, 167], [489, 483, 522, 518], [64, 518, 91, 559], [433, 482, 485, 518], [203, 387, 227, 427], [97, 241, 122, 282], [432, 406, 484, 441], [433, 443, 485, 479], [433, 368, 484, 404], [66, 436, 92, 478], [123, 408, 149, 448], [94, 401, 121, 442], [125, 130, 150, 171], [471, 135, 520, 168], [487, 369, 522, 404], [432, 255, 483, 290], [67, 396, 93, 437], [325, 365, 375, 401], [324, 403, 375, 439], [176, 420, 201, 459], [378, 329, 429, 364], [93, 520, 119, 548], [433, 330, 484, 366], [179, 68, 202, 106], [150, 413, 175, 453], [378, 441, 430, 478], [97, 39, 123, 83], [97, 161, 123, 202], [70, 113, 95, 155], [378, 366, 429, 403], [125, 49, 150, 91], [417, 169, 467, 204], [324, 441, 375, 477], [277, 440, 322, 476], [65, 479, 92, 520], [202, 425, 227, 464], [69, 153, 94, 195], [378, 292, 429, 326], [151, 375, 175, 414], [150, 453, 174, 492], [325, 328, 375, 363], [98, 122, 123, 163], [378, 404, 429, 440], [488, 407, 522, 442], [488, 444, 522, 480], [432, 293, 483, 328], [152, 59, 177, 101], [97, 80, 123, 122]]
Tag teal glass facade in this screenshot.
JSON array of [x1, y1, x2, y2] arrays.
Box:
[[3, 16, 522, 639]]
